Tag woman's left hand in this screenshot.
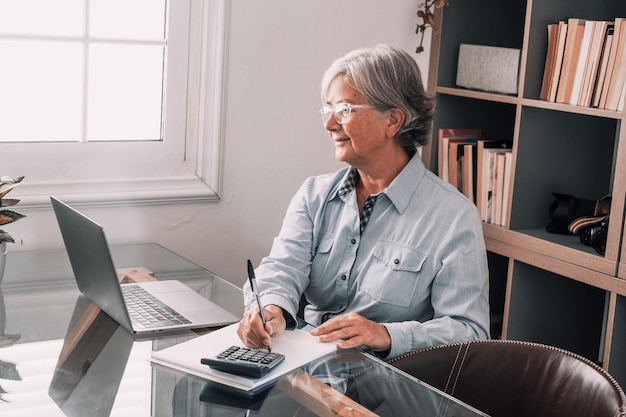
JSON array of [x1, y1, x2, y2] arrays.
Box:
[[310, 312, 391, 353]]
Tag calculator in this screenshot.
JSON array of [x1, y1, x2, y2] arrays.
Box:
[[201, 346, 286, 378]]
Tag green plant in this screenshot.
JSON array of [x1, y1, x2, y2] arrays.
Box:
[[416, 0, 450, 54], [0, 176, 25, 244]]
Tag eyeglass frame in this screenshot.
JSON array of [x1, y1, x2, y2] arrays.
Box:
[[319, 103, 375, 125]]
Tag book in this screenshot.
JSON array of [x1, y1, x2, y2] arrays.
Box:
[[491, 152, 508, 226], [441, 137, 471, 182], [548, 21, 568, 102], [540, 23, 560, 101], [448, 140, 474, 192], [488, 152, 499, 224], [591, 23, 615, 107], [476, 140, 512, 222], [480, 147, 511, 223], [482, 150, 495, 223], [556, 18, 587, 104], [599, 18, 624, 109], [500, 151, 514, 227], [578, 21, 610, 107], [149, 323, 337, 394], [437, 128, 482, 181], [618, 79, 626, 111], [605, 19, 626, 110], [462, 142, 477, 202], [568, 20, 595, 105]]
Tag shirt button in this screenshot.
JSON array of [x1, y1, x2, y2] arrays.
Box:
[[394, 259, 400, 265], [351, 239, 357, 244], [341, 275, 347, 280]]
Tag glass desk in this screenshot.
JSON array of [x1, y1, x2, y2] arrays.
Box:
[[0, 243, 488, 416]]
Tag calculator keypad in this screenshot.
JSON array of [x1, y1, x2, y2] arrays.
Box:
[[201, 346, 285, 378]]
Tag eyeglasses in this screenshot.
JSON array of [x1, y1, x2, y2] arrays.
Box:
[[319, 103, 375, 124]]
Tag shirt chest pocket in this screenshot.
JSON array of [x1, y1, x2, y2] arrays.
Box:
[[361, 241, 427, 307], [309, 233, 335, 287]]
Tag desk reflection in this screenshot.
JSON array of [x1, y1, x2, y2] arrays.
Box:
[[48, 295, 134, 417], [46, 293, 487, 417], [0, 243, 249, 416], [0, 289, 21, 348], [164, 348, 487, 417], [0, 288, 22, 405]]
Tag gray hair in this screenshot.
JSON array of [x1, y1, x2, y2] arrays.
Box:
[[321, 44, 435, 156]]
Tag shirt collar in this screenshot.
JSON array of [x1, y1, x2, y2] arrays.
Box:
[[384, 153, 424, 214], [338, 167, 359, 197], [335, 153, 424, 213]]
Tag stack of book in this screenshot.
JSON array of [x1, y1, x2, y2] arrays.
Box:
[[438, 129, 512, 226], [540, 18, 626, 111]]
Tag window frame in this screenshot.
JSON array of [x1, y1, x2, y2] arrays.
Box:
[[6, 0, 229, 208]]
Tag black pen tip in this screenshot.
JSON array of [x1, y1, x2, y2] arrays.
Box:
[[247, 259, 254, 277]]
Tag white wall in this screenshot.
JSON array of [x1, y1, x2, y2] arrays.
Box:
[[9, 0, 430, 288]]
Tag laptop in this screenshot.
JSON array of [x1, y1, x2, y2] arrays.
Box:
[[50, 196, 240, 336]]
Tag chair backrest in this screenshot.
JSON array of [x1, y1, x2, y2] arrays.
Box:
[[388, 339, 626, 417]]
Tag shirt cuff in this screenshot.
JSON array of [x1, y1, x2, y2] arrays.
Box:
[[383, 323, 411, 359]]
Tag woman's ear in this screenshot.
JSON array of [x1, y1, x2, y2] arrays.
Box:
[[386, 108, 406, 138]]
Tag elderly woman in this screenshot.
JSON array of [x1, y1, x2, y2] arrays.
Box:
[[238, 43, 490, 359]]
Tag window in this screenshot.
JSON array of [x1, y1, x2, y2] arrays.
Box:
[[0, 0, 229, 206]]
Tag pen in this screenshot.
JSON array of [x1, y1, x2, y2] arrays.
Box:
[[247, 259, 271, 352]]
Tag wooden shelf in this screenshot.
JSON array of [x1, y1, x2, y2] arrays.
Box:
[[484, 225, 616, 276], [436, 86, 624, 119], [426, 0, 626, 386]]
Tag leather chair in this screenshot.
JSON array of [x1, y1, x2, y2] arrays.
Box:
[[387, 339, 626, 417]]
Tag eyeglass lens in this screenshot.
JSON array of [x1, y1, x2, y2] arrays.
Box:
[[319, 104, 352, 124]]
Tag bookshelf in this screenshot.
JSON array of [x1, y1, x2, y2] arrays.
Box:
[[424, 0, 626, 386]]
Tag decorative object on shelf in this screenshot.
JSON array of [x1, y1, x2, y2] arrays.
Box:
[[0, 176, 26, 285], [568, 195, 611, 256], [456, 44, 521, 95], [546, 192, 611, 234], [570, 214, 609, 255], [415, 0, 449, 54], [546, 192, 611, 255]]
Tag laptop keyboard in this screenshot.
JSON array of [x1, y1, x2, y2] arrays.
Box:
[[122, 284, 191, 329]]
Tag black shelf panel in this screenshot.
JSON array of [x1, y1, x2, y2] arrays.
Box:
[[506, 261, 606, 363], [609, 296, 626, 387], [510, 107, 617, 230], [437, 0, 526, 90]]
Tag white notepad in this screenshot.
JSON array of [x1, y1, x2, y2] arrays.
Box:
[[149, 323, 337, 394]]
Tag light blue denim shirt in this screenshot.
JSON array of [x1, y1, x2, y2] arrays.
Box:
[[244, 153, 490, 359]]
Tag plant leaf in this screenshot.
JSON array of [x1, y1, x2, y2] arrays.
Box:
[[0, 176, 24, 198], [0, 230, 15, 243], [0, 176, 24, 184], [0, 210, 25, 226], [0, 183, 19, 198], [0, 176, 24, 187], [0, 198, 19, 207]]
